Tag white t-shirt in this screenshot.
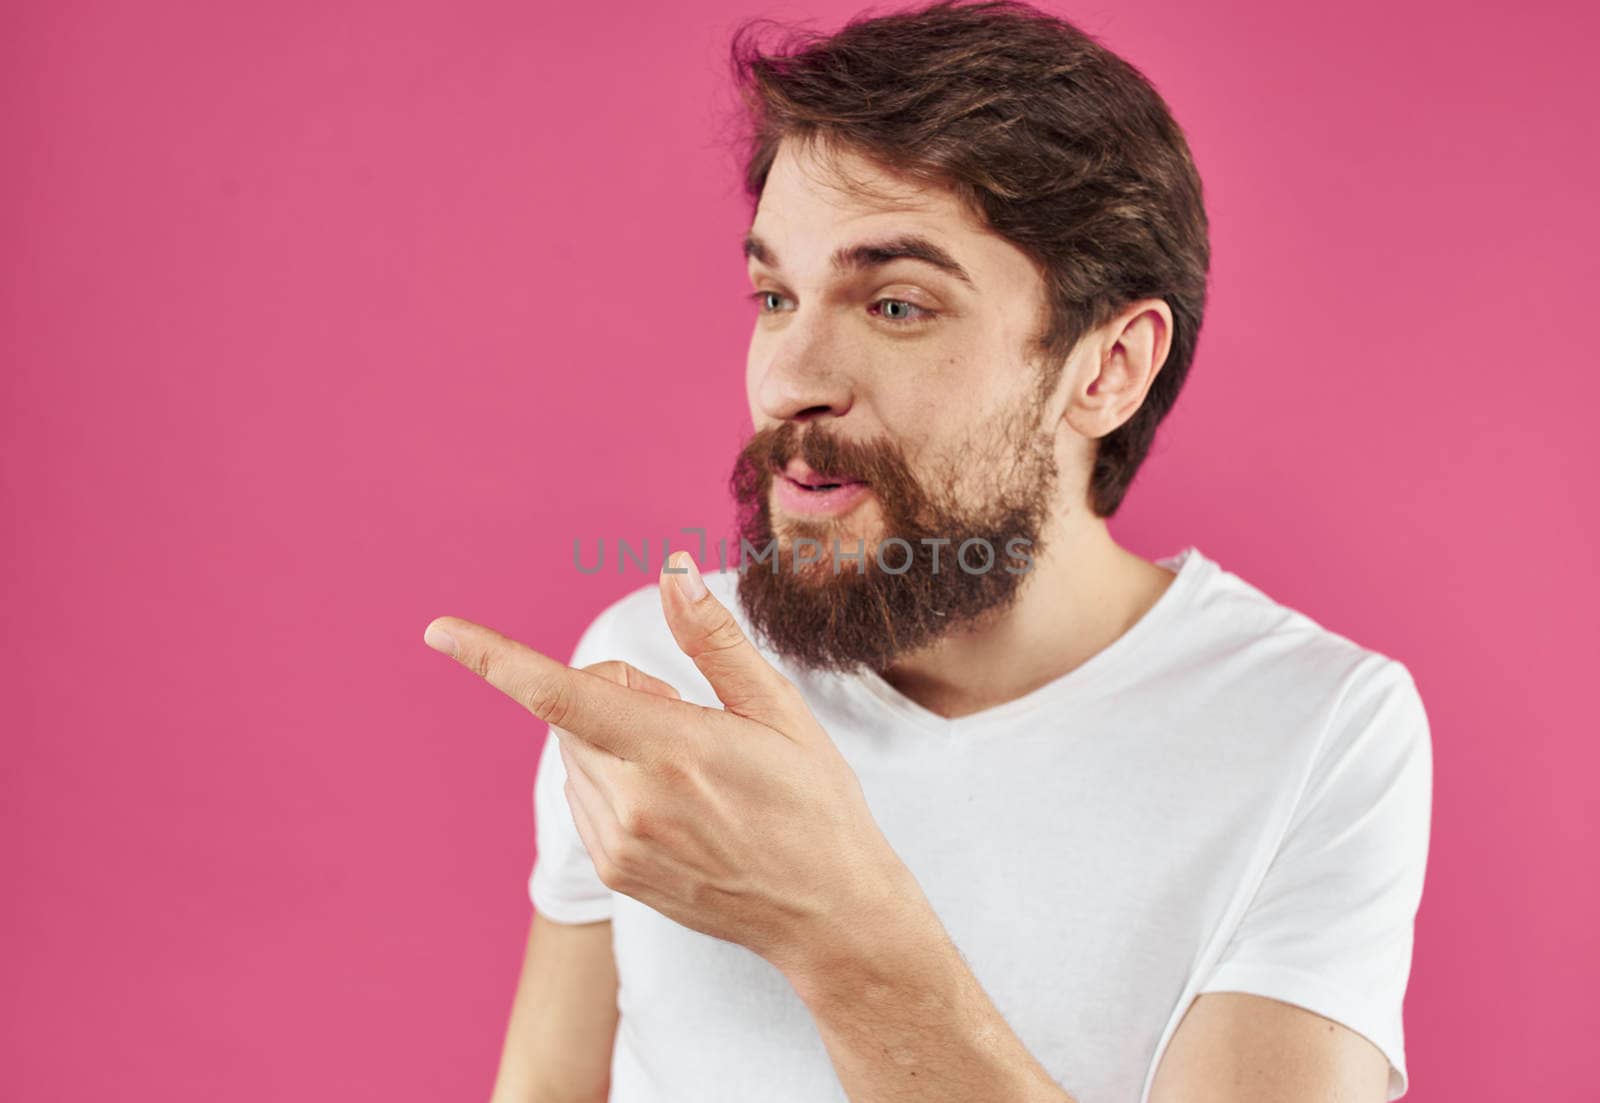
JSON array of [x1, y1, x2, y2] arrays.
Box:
[[528, 545, 1433, 1103]]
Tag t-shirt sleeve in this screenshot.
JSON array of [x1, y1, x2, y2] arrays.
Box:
[[1197, 656, 1434, 1101], [526, 605, 620, 924]]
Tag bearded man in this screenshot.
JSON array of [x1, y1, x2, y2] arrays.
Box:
[[422, 3, 1434, 1101]]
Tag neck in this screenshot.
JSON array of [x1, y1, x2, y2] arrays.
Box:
[[874, 512, 1177, 720]]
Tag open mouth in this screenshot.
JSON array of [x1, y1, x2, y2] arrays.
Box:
[[772, 459, 872, 515], [777, 459, 866, 490], [795, 479, 850, 491]]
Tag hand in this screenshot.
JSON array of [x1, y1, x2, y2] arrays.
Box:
[[422, 552, 917, 975]]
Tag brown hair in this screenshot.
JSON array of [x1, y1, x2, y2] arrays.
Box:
[[725, 0, 1210, 518]]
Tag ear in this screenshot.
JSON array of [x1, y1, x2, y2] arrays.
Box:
[[1064, 298, 1174, 440]]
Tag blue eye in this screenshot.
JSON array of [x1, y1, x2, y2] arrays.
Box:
[[868, 298, 934, 325], [749, 290, 790, 314]]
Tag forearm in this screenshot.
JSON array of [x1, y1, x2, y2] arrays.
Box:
[[779, 877, 1077, 1103]]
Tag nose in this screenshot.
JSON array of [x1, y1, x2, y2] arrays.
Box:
[[752, 323, 855, 424]]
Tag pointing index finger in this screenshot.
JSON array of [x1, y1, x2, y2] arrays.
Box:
[[423, 615, 696, 761]]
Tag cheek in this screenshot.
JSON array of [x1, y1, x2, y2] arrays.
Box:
[[896, 397, 1016, 499], [875, 376, 957, 459]]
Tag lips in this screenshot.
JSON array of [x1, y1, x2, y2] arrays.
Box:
[[779, 459, 865, 489], [772, 461, 872, 517]]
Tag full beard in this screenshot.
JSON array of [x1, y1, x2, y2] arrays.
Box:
[[727, 408, 1059, 675]]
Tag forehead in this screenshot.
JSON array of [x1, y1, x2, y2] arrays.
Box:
[[746, 136, 1041, 298], [757, 136, 959, 223]]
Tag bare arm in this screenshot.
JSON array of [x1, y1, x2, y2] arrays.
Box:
[[783, 882, 1391, 1103], [1149, 990, 1390, 1103], [489, 912, 619, 1103]]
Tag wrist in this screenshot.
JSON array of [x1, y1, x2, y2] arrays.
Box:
[[777, 858, 948, 1009]]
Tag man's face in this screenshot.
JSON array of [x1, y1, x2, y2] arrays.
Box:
[[732, 136, 1068, 674]]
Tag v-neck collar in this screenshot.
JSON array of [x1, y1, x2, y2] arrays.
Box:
[[836, 546, 1209, 736]]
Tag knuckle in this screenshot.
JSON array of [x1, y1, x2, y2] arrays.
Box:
[[594, 854, 623, 889], [616, 803, 654, 841], [621, 663, 656, 691], [528, 672, 575, 729], [582, 659, 627, 685], [697, 618, 747, 658], [604, 836, 642, 887]]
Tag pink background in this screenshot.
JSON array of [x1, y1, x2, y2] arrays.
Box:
[[3, 0, 1594, 1098]]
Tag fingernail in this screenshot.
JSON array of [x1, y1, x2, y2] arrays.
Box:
[[674, 552, 708, 603], [424, 622, 458, 656]]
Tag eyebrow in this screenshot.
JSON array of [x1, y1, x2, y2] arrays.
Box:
[[742, 230, 975, 288]]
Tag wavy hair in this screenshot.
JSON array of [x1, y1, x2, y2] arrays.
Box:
[[725, 0, 1211, 517]]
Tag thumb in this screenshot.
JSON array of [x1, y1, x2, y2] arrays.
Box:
[[659, 551, 802, 730]]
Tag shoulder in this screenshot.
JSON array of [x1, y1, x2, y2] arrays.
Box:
[[1173, 551, 1429, 762], [1191, 550, 1418, 688]]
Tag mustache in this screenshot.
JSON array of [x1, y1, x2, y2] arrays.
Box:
[[735, 422, 915, 490], [726, 418, 1053, 674]]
